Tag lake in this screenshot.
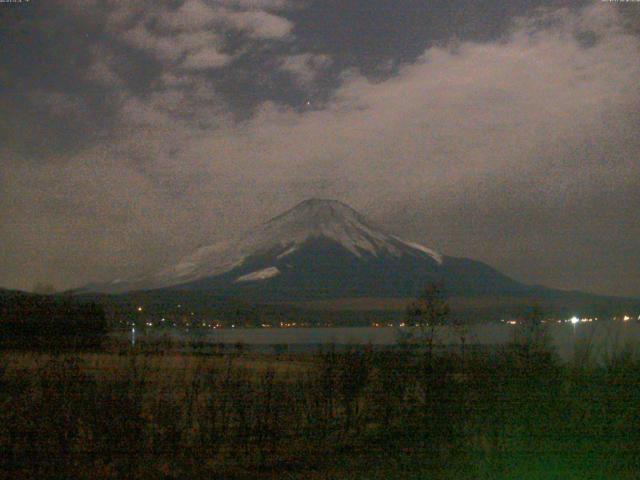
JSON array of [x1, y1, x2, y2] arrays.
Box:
[[123, 321, 640, 360]]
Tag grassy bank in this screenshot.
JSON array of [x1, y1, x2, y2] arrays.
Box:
[[1, 343, 640, 479]]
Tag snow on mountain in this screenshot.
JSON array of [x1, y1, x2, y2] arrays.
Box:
[[164, 199, 441, 284], [254, 198, 442, 263], [89, 198, 443, 292], [393, 238, 441, 263], [151, 240, 241, 286], [235, 266, 281, 283]]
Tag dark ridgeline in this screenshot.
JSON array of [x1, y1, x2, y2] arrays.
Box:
[[0, 291, 108, 349]]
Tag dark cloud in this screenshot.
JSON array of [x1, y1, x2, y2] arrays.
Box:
[[290, 0, 592, 73], [1, 0, 639, 297]]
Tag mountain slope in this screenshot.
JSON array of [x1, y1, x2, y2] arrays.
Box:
[[85, 198, 538, 300], [158, 198, 443, 286]]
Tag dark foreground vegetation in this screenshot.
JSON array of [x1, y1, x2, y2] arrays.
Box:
[[2, 338, 640, 479]]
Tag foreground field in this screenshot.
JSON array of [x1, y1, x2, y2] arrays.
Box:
[[1, 342, 640, 479]]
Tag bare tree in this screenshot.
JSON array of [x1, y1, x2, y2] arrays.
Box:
[[514, 304, 550, 359], [406, 282, 451, 359]]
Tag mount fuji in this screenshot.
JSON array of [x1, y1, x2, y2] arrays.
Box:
[[86, 198, 541, 301]]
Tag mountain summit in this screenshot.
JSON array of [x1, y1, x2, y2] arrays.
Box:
[[250, 198, 442, 263], [87, 198, 529, 299]]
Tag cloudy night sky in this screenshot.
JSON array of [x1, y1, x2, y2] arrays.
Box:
[[1, 0, 639, 296]]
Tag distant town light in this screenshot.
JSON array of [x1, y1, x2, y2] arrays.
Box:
[[137, 306, 143, 312], [570, 316, 579, 325]]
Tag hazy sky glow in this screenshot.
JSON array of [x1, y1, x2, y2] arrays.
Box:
[[1, 0, 639, 296]]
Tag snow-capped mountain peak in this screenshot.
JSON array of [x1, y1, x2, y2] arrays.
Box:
[[256, 198, 441, 262], [88, 198, 442, 292]]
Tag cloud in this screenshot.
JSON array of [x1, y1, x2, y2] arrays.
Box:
[[182, 47, 232, 69], [220, 9, 293, 39], [84, 53, 124, 87], [279, 53, 332, 86], [2, 2, 640, 296], [111, 1, 290, 73], [122, 24, 186, 62], [28, 91, 88, 118], [157, 0, 218, 31], [221, 0, 292, 10], [213, 3, 639, 203]]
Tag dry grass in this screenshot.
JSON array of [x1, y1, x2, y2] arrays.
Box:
[[2, 351, 310, 380], [2, 341, 640, 479]]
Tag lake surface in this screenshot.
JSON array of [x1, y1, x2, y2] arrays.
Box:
[[124, 322, 640, 360]]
